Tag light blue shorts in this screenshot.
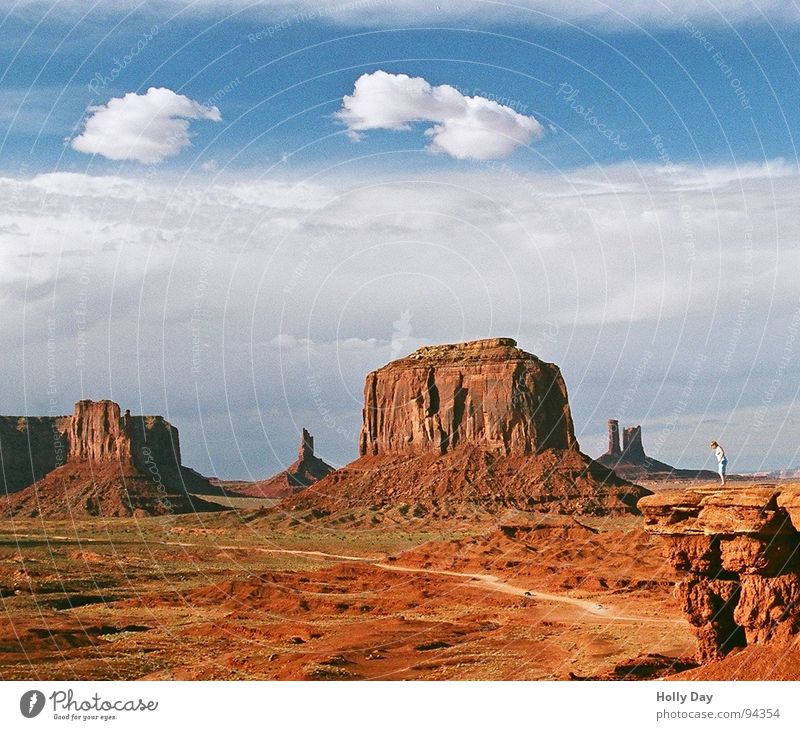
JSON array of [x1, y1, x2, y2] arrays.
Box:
[[719, 458, 728, 476]]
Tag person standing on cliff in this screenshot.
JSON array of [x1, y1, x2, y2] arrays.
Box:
[[711, 441, 727, 485]]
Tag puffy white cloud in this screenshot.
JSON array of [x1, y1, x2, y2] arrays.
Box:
[[337, 71, 544, 160], [70, 87, 221, 164]]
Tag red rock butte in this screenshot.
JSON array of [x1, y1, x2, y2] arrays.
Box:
[[359, 338, 576, 457], [288, 338, 651, 516], [227, 428, 334, 499], [0, 399, 222, 517]]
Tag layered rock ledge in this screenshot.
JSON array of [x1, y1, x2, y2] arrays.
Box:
[[640, 485, 800, 662]]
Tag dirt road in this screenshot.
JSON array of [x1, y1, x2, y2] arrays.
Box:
[[173, 541, 684, 625], [11, 531, 680, 625]]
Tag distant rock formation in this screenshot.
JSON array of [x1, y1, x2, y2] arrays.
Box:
[[640, 485, 800, 662], [287, 339, 650, 516], [607, 418, 621, 457], [0, 415, 70, 494], [620, 424, 646, 462], [597, 419, 718, 481], [227, 428, 335, 499], [1, 400, 223, 517], [754, 467, 800, 480]]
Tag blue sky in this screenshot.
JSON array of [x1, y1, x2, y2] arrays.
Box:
[[3, 5, 799, 171], [2, 1, 800, 478]]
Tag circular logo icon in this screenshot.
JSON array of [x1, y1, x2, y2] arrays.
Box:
[[20, 690, 45, 719]]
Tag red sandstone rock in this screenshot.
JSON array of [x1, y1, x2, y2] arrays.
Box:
[[776, 486, 800, 530], [674, 578, 744, 662], [287, 447, 646, 516], [229, 429, 334, 499], [0, 416, 70, 494], [639, 490, 706, 534], [719, 535, 798, 576], [621, 425, 646, 463], [67, 400, 132, 464], [675, 578, 739, 627], [607, 418, 621, 456], [1, 462, 220, 518], [663, 535, 719, 573], [286, 339, 649, 517], [639, 487, 791, 535], [640, 484, 800, 664], [0, 400, 222, 517], [359, 338, 577, 457], [735, 574, 800, 645], [699, 488, 788, 535], [667, 643, 800, 681]]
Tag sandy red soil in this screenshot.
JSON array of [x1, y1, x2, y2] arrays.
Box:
[[0, 507, 702, 680]]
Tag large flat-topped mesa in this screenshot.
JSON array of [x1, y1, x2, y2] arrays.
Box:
[[287, 337, 650, 517], [405, 337, 521, 361], [360, 338, 577, 457]]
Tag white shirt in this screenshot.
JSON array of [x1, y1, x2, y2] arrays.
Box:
[[715, 446, 726, 463]]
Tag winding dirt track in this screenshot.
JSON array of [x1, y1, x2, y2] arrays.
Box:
[[165, 541, 684, 625], [12, 532, 680, 625]]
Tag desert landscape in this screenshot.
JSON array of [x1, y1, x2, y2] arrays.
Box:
[[3, 338, 799, 681], [1, 7, 798, 727]]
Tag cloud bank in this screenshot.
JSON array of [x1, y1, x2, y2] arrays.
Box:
[[280, 0, 800, 27], [1, 161, 797, 477], [71, 87, 221, 164], [8, 1, 798, 29], [337, 71, 544, 160]]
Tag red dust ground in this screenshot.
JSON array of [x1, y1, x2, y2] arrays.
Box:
[[0, 496, 706, 681]]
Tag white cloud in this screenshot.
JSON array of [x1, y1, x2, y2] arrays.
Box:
[[269, 333, 312, 349], [70, 87, 221, 164], [337, 71, 544, 160]]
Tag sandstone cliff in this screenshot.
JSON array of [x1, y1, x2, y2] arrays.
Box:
[[640, 485, 800, 663], [287, 339, 650, 517], [0, 415, 70, 494], [1, 400, 222, 517], [67, 400, 135, 464], [360, 338, 577, 457]]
